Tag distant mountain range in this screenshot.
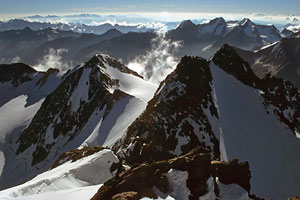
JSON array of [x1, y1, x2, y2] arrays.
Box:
[[0, 27, 80, 64], [0, 19, 152, 34], [1, 17, 300, 90]]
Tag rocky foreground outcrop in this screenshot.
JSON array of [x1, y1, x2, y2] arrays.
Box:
[[51, 146, 108, 169], [91, 147, 251, 200]]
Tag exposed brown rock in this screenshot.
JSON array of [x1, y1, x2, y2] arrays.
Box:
[[91, 147, 251, 200], [289, 197, 300, 200], [111, 191, 140, 200], [51, 146, 107, 169], [211, 159, 251, 192]]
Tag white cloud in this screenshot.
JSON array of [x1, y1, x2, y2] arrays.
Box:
[[0, 56, 21, 64], [11, 56, 21, 63], [128, 29, 182, 84], [34, 48, 73, 72], [3, 12, 297, 32]]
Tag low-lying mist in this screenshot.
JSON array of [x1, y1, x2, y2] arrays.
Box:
[[34, 48, 74, 72], [127, 29, 182, 84]]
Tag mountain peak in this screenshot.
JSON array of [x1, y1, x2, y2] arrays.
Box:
[[103, 28, 122, 35], [239, 18, 254, 26], [0, 63, 37, 87], [212, 44, 259, 87], [209, 17, 226, 25], [86, 54, 143, 78], [22, 26, 33, 32], [178, 20, 197, 29], [43, 27, 57, 32], [114, 55, 220, 165], [175, 56, 209, 76], [85, 54, 108, 68]]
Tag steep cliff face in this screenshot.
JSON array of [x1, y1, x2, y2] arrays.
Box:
[[0, 63, 37, 87], [114, 56, 220, 166]]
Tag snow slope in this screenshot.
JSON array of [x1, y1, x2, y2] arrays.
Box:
[[0, 149, 118, 199], [13, 186, 100, 200], [100, 54, 157, 102], [82, 96, 147, 147], [0, 71, 62, 189], [210, 62, 300, 199]]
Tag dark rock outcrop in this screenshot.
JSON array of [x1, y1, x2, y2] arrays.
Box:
[[0, 63, 37, 86], [113, 56, 220, 166], [51, 146, 108, 169], [91, 147, 251, 200], [211, 159, 251, 192], [36, 68, 59, 88]]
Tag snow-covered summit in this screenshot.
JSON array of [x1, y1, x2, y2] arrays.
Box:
[[238, 18, 253, 26], [177, 20, 197, 30]]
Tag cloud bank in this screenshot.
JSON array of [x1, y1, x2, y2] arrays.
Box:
[[128, 30, 182, 84], [34, 48, 73, 72]]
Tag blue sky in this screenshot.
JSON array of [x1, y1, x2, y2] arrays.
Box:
[[1, 0, 300, 16]]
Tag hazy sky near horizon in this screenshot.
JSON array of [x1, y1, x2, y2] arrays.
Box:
[[1, 0, 300, 16]]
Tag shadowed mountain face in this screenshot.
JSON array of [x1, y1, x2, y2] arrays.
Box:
[[0, 27, 124, 66], [0, 63, 37, 87], [0, 27, 156, 68], [0, 27, 80, 64], [24, 29, 123, 65], [281, 28, 300, 38], [234, 38, 300, 88], [76, 31, 157, 64], [113, 56, 221, 165]]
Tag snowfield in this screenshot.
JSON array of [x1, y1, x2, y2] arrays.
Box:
[[210, 62, 300, 199], [0, 149, 118, 200], [82, 96, 147, 147], [0, 71, 62, 189]]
